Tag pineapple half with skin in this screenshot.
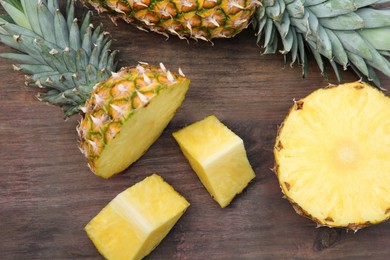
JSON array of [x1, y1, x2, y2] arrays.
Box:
[[85, 174, 190, 259], [86, 0, 390, 87], [78, 64, 190, 178], [0, 0, 190, 178], [173, 115, 255, 208], [274, 82, 390, 231]]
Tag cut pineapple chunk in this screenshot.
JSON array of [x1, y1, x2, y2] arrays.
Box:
[[85, 174, 190, 259], [173, 115, 255, 208], [275, 82, 390, 231]]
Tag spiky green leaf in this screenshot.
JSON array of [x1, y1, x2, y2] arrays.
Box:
[[20, 0, 42, 35], [2, 1, 31, 29], [0, 0, 118, 116], [359, 28, 390, 51], [254, 0, 390, 87], [54, 9, 70, 49]]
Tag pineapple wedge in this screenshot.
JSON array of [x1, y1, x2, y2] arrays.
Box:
[[275, 82, 390, 231], [85, 174, 190, 259], [78, 65, 190, 179], [173, 115, 255, 208]]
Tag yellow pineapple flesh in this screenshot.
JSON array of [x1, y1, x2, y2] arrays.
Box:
[[173, 115, 255, 208], [85, 174, 190, 259], [77, 64, 190, 179], [274, 82, 390, 231], [87, 0, 259, 41]]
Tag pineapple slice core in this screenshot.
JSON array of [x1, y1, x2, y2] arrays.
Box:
[[95, 80, 190, 178], [85, 174, 190, 259], [337, 146, 358, 163], [173, 115, 255, 208], [275, 82, 390, 229]]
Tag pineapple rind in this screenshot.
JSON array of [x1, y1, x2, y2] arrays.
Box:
[[174, 115, 255, 208], [85, 174, 190, 260], [274, 82, 390, 230]]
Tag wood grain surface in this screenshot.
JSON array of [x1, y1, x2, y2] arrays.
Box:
[[1, 2, 390, 259]]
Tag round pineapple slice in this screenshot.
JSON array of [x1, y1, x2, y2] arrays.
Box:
[[77, 64, 190, 178], [274, 82, 390, 231]]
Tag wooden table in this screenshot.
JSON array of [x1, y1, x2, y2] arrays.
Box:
[[1, 2, 389, 259]]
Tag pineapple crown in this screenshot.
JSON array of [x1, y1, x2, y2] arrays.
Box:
[[0, 0, 118, 117], [253, 0, 390, 88]]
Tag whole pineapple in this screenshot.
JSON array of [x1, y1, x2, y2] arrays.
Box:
[[86, 0, 260, 41], [88, 0, 390, 87], [274, 82, 390, 231], [0, 0, 190, 178]]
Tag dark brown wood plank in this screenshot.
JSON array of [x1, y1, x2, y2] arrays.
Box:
[[1, 1, 389, 259]]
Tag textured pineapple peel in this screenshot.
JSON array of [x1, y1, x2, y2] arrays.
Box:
[[173, 115, 255, 208], [274, 82, 390, 231], [77, 64, 190, 178], [85, 174, 190, 260]]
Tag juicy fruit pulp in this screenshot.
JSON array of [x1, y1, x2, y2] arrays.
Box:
[[87, 0, 259, 41], [173, 115, 255, 207], [274, 82, 390, 231], [78, 64, 190, 178], [85, 174, 190, 260]]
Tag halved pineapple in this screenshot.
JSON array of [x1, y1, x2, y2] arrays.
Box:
[[85, 174, 190, 259], [173, 115, 255, 208], [274, 82, 390, 231]]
